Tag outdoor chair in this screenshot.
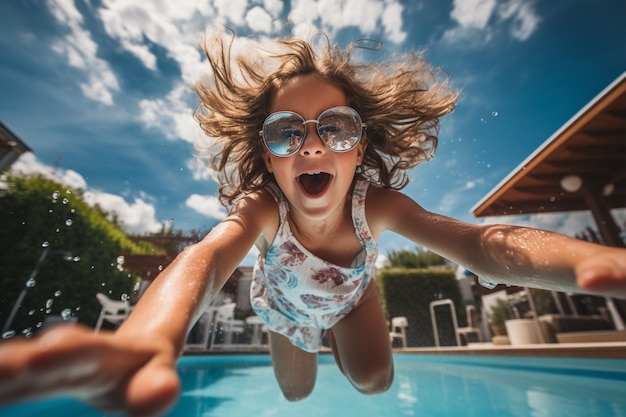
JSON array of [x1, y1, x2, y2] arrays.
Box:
[[389, 316, 408, 348], [456, 305, 483, 344], [94, 292, 132, 332]]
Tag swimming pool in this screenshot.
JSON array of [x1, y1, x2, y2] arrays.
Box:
[[3, 353, 626, 416]]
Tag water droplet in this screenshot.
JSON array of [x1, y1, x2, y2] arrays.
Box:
[[121, 293, 128, 301], [52, 191, 60, 199], [70, 208, 75, 213], [46, 299, 54, 308], [45, 309, 52, 314], [26, 278, 36, 288], [42, 241, 49, 248], [28, 309, 36, 316], [61, 308, 72, 320], [36, 322, 43, 328], [2, 330, 16, 339], [62, 198, 69, 205], [54, 290, 62, 297], [65, 219, 73, 226], [492, 111, 499, 117], [73, 256, 80, 262], [477, 276, 498, 290], [158, 265, 163, 271]]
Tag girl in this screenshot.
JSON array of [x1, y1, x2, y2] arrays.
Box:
[[1, 30, 625, 417]]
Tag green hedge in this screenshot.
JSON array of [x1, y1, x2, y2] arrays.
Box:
[[377, 268, 464, 347], [0, 174, 160, 335]]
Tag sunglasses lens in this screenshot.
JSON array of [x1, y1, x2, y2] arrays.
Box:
[[261, 106, 363, 156], [262, 112, 305, 156], [317, 107, 362, 152]]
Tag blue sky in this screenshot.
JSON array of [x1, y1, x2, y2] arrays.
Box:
[[1, 0, 625, 266]]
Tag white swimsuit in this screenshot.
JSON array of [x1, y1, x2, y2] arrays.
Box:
[[250, 178, 378, 352]]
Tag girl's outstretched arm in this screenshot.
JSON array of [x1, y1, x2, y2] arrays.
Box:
[[368, 187, 626, 299], [0, 191, 276, 417]]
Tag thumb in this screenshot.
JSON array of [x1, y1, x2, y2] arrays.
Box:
[[125, 360, 181, 417]]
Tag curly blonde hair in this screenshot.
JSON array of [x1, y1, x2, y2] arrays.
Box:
[[193, 29, 458, 206]]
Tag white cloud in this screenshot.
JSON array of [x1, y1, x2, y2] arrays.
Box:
[[83, 190, 164, 234], [139, 83, 202, 144], [443, 0, 540, 46], [10, 152, 87, 190], [9, 153, 163, 235], [185, 194, 228, 220], [290, 0, 406, 44], [450, 0, 497, 30], [245, 6, 274, 33], [47, 0, 120, 105], [497, 0, 540, 41]]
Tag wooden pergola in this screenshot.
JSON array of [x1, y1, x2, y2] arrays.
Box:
[[472, 71, 626, 248]]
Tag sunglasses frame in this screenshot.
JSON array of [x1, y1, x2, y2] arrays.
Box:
[[259, 106, 366, 157]]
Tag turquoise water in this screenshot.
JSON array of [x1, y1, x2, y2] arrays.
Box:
[[3, 354, 626, 416]]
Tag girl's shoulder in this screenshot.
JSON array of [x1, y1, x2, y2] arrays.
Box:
[[230, 186, 280, 244], [364, 184, 427, 238]]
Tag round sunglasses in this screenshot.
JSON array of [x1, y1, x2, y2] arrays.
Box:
[[259, 106, 366, 157]]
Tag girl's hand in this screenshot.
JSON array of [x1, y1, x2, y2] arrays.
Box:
[[576, 248, 626, 298], [0, 324, 180, 417]]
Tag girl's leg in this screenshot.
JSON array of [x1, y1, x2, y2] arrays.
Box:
[[329, 281, 394, 394], [268, 330, 318, 401]]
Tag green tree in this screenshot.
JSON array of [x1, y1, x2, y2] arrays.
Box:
[[0, 174, 158, 336], [385, 247, 448, 269]]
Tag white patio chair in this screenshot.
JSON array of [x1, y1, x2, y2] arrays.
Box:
[[456, 305, 483, 344], [94, 293, 132, 332], [209, 302, 245, 349], [389, 316, 408, 348]]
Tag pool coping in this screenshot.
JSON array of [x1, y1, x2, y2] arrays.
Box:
[[183, 342, 626, 358], [394, 342, 626, 358]]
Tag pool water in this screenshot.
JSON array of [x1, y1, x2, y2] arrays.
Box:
[[3, 354, 626, 416]]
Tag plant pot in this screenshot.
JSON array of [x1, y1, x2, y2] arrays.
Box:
[[505, 319, 543, 345], [490, 325, 507, 336]]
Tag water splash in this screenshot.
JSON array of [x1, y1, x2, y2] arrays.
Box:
[[477, 276, 498, 290], [2, 330, 16, 339], [61, 308, 73, 320]]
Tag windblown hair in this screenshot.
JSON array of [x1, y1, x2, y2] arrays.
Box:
[[193, 29, 458, 206]]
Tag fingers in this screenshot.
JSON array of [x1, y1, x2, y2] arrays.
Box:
[[125, 361, 181, 417], [0, 324, 181, 417], [576, 255, 626, 299]]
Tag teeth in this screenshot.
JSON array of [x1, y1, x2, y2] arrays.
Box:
[[304, 172, 321, 175]]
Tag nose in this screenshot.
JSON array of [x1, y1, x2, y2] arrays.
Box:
[[299, 121, 326, 156]]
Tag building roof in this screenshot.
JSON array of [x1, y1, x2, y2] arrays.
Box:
[[472, 72, 626, 218], [0, 122, 32, 171]]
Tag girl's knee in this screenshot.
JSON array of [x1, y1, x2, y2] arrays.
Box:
[[279, 379, 315, 401], [350, 362, 394, 395]]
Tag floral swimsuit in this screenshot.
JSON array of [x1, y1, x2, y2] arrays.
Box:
[[250, 178, 378, 352]]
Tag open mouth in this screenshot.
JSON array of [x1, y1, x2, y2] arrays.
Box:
[[298, 172, 332, 196]]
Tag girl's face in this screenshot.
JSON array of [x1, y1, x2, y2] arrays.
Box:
[[263, 74, 366, 222]]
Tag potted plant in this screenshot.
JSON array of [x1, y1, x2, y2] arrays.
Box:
[[487, 298, 513, 336]]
